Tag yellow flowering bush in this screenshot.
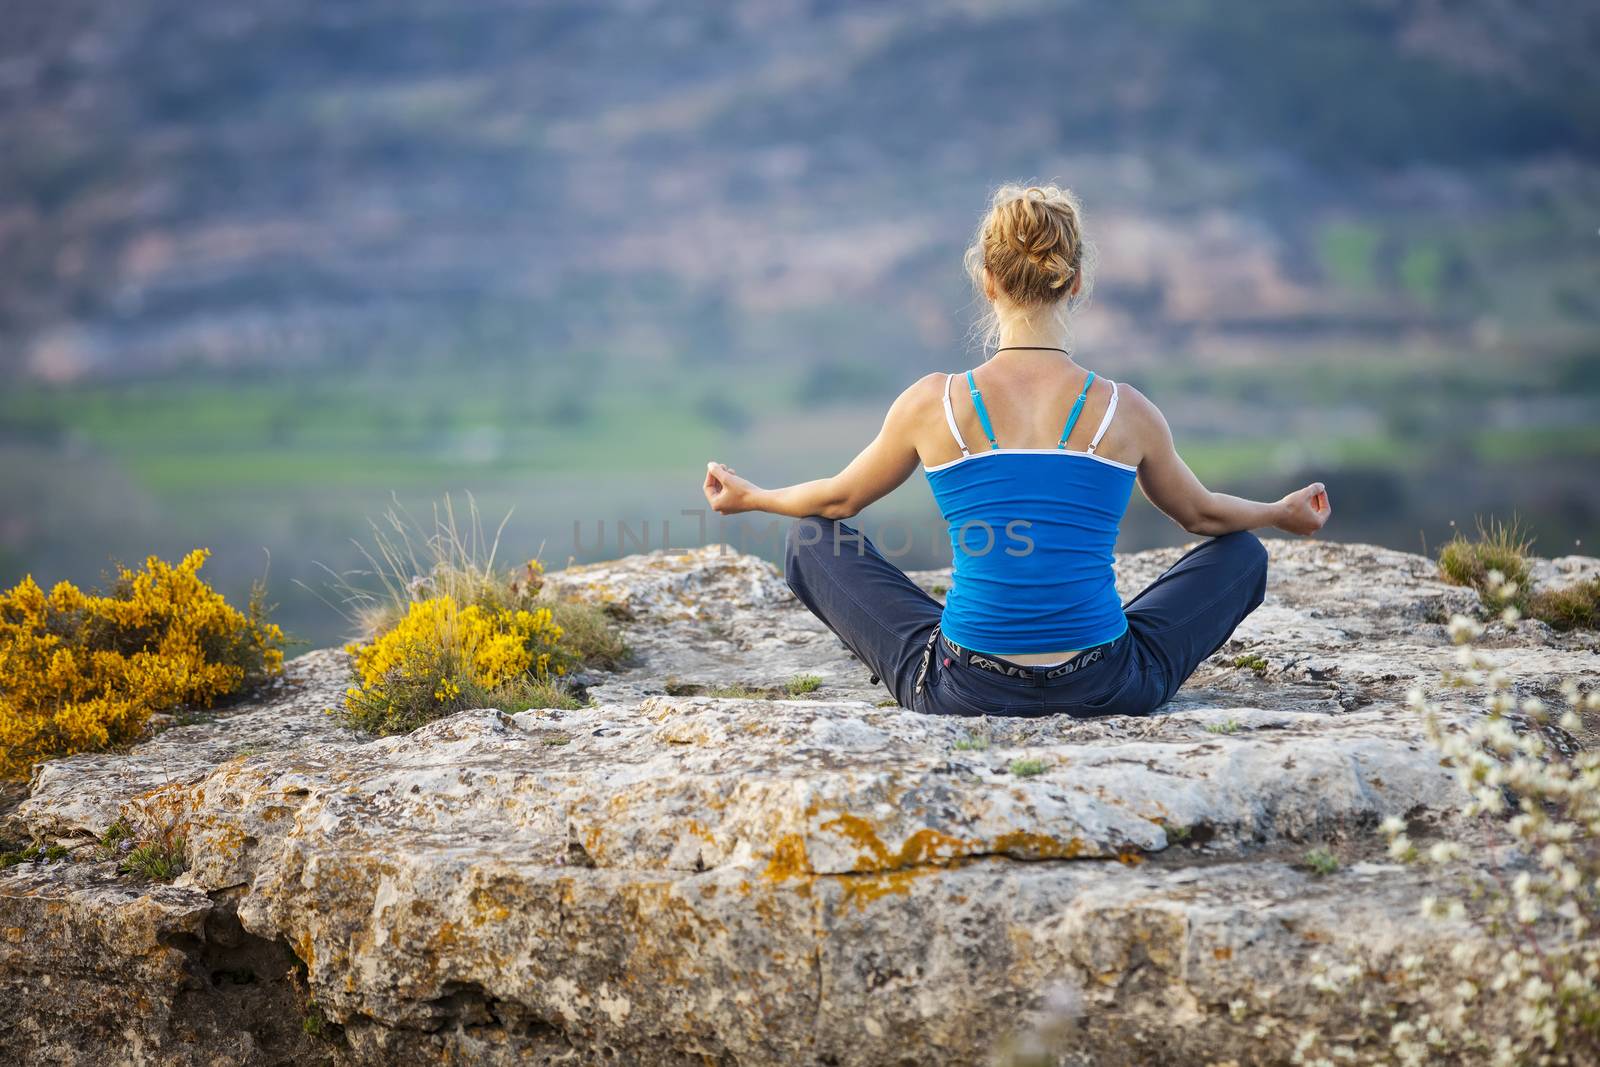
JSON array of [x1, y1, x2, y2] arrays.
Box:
[[330, 493, 629, 732], [0, 549, 285, 779], [339, 591, 570, 735]]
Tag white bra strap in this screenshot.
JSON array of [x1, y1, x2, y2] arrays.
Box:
[[942, 373, 971, 456], [1086, 380, 1119, 454]]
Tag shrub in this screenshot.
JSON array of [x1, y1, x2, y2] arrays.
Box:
[[1437, 516, 1533, 603], [340, 596, 566, 735], [1528, 577, 1600, 633], [328, 495, 627, 733], [1010, 757, 1049, 777], [0, 549, 285, 779], [1436, 516, 1598, 633]]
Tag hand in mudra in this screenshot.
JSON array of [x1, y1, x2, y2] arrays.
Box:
[[703, 461, 759, 516], [1276, 482, 1332, 536]]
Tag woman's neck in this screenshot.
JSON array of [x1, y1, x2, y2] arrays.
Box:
[[991, 339, 1074, 366], [994, 325, 1070, 355]]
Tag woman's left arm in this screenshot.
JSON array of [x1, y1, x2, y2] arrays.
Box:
[[703, 375, 936, 519]]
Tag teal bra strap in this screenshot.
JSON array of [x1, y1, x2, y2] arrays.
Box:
[[1057, 371, 1097, 448], [965, 370, 999, 450]]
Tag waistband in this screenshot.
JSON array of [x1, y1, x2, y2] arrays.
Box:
[[940, 631, 1117, 686]]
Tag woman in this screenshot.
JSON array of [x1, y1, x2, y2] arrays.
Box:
[[702, 183, 1331, 718]]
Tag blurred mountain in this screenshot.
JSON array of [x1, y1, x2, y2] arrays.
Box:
[[2, 0, 1597, 383]]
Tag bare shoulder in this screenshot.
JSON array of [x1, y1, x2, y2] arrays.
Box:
[[1111, 381, 1171, 437], [886, 372, 950, 422], [903, 371, 950, 403]]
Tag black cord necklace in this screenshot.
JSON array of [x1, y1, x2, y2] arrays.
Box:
[[993, 345, 1070, 355]]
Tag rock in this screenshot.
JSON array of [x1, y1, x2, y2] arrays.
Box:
[[0, 862, 326, 1066], [4, 540, 1598, 1065]]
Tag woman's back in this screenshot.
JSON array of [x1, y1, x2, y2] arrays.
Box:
[[923, 354, 1135, 655]]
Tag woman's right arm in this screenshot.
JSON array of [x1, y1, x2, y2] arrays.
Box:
[[1122, 386, 1331, 537]]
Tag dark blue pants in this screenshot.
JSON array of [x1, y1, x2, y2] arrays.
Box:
[[783, 517, 1268, 718]]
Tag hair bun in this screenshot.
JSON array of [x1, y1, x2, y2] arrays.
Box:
[[962, 182, 1095, 346]]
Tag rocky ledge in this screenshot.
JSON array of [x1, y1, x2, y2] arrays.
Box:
[[3, 540, 1598, 1066]]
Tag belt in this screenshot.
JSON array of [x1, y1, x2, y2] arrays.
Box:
[[940, 632, 1115, 686]]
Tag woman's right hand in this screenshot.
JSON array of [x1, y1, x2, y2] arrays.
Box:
[[703, 461, 760, 515], [1275, 482, 1331, 536]]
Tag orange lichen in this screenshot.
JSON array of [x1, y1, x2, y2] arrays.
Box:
[[196, 821, 248, 860], [294, 930, 316, 969], [469, 887, 511, 924], [763, 834, 811, 882], [837, 865, 951, 910], [430, 921, 461, 951], [990, 831, 1086, 860], [818, 813, 968, 873]]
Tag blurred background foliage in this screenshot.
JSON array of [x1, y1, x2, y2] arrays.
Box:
[[1, 0, 1597, 646]]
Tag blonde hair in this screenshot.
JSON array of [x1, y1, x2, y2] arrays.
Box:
[[963, 182, 1096, 353]]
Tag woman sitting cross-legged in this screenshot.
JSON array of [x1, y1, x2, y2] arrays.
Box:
[[701, 183, 1331, 718]]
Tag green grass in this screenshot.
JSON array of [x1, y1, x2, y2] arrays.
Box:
[[1303, 847, 1340, 876], [783, 674, 822, 697], [1437, 516, 1534, 603], [953, 734, 991, 752], [547, 601, 631, 672], [120, 831, 185, 882], [487, 678, 584, 713], [1529, 579, 1600, 633], [98, 818, 132, 857], [1009, 757, 1049, 778], [705, 684, 765, 699], [1205, 719, 1242, 735], [1230, 654, 1268, 672], [0, 842, 68, 868]]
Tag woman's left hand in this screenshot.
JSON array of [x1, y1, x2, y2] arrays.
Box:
[[703, 461, 760, 515]]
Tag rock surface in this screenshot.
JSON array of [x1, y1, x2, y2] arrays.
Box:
[[4, 539, 1598, 1065]]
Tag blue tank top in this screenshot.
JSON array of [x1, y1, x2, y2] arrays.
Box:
[[923, 369, 1136, 655]]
